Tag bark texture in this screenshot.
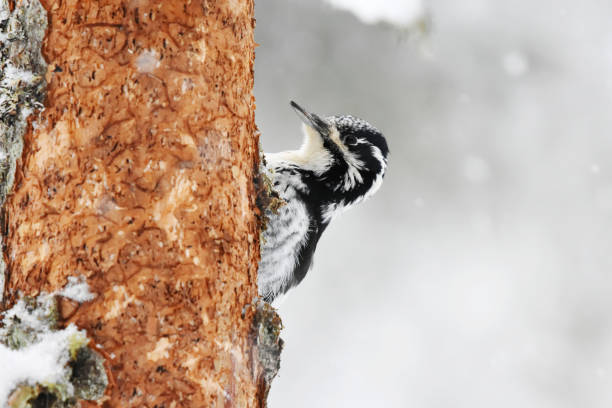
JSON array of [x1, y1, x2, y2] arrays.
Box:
[[3, 0, 265, 406]]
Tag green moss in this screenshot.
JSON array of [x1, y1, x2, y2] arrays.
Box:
[[5, 325, 37, 350], [67, 332, 88, 360]]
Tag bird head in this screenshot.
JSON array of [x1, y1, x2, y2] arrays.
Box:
[[290, 101, 389, 218]]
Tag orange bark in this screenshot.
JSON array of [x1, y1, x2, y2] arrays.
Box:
[[4, 0, 263, 406]]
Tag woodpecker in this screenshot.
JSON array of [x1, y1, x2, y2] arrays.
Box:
[[258, 101, 389, 305]]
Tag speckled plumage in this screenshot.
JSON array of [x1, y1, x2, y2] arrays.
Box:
[[258, 102, 389, 305]]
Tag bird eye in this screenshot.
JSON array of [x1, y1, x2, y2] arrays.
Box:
[[344, 135, 357, 146]]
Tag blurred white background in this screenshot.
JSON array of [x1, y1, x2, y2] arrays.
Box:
[[254, 1, 612, 407]]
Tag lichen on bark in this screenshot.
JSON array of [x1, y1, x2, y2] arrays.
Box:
[[0, 0, 48, 302], [251, 301, 283, 406]]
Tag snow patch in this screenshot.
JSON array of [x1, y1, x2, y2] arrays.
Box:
[[0, 295, 55, 338], [1, 62, 37, 87], [58, 275, 96, 302], [323, 0, 425, 28], [0, 325, 84, 403]]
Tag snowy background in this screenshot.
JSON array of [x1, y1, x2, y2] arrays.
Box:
[[254, 0, 612, 407]]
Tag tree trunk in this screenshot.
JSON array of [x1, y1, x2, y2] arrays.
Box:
[[1, 0, 278, 406]]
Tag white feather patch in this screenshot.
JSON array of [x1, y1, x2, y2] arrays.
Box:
[[266, 125, 334, 176]]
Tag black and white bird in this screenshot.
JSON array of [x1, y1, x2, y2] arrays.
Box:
[[258, 101, 389, 305]]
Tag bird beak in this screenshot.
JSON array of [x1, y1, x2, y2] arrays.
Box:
[[290, 101, 330, 137]]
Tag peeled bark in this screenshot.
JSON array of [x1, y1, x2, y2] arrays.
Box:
[[1, 0, 274, 406]]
